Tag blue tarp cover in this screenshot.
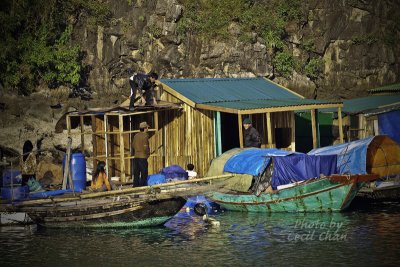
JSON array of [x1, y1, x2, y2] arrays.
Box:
[[160, 165, 188, 180], [147, 174, 166, 185], [308, 136, 375, 174], [223, 148, 294, 176], [379, 110, 400, 144], [271, 154, 337, 189]]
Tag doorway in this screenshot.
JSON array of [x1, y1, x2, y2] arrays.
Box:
[[220, 112, 240, 152]]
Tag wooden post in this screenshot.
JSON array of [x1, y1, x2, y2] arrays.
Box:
[[91, 115, 97, 173], [338, 107, 344, 143], [80, 116, 85, 153], [238, 114, 243, 148], [104, 114, 109, 179], [311, 109, 318, 149], [66, 115, 71, 136], [290, 111, 296, 152], [266, 112, 273, 148], [154, 111, 159, 130], [119, 114, 126, 182]]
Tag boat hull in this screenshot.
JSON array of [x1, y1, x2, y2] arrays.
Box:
[[357, 184, 400, 200], [208, 178, 362, 212], [16, 197, 186, 228]]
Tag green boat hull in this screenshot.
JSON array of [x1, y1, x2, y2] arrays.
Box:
[[208, 178, 362, 212]]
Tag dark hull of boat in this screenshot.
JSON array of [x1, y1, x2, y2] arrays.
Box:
[[21, 197, 186, 228], [357, 185, 400, 200]]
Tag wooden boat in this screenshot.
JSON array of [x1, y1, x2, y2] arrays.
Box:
[[357, 179, 400, 200], [208, 174, 378, 212], [310, 135, 400, 200], [0, 174, 231, 228], [1, 191, 185, 228]]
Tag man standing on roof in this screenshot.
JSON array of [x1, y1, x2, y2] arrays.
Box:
[[132, 121, 151, 187], [243, 118, 261, 148], [128, 69, 159, 111]]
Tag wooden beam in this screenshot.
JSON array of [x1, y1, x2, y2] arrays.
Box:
[[338, 107, 344, 143], [239, 103, 343, 114], [119, 114, 126, 182], [311, 109, 318, 149], [195, 103, 239, 114], [196, 102, 343, 115], [238, 114, 243, 148], [159, 82, 197, 107]]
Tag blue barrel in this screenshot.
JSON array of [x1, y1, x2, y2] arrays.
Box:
[[1, 185, 29, 200], [2, 169, 22, 186], [63, 153, 86, 191]]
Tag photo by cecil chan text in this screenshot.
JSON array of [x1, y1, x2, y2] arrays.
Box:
[[287, 219, 348, 242]]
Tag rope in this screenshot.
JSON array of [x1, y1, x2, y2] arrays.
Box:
[[338, 143, 352, 174]]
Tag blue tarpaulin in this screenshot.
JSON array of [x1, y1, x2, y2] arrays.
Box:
[[308, 136, 375, 174], [271, 154, 337, 189], [379, 110, 400, 144], [223, 148, 295, 176]]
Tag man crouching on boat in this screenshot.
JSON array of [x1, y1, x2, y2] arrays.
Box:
[[90, 161, 116, 192]]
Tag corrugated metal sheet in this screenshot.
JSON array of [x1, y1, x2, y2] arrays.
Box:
[[368, 83, 400, 93], [160, 77, 302, 104], [204, 99, 340, 110], [342, 95, 400, 114]]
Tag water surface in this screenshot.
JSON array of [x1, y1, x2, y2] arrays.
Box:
[[1, 199, 399, 266]]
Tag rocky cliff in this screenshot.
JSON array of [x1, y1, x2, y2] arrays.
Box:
[[75, 0, 399, 99], [0, 0, 399, 167]]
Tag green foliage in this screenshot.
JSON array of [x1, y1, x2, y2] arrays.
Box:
[[301, 39, 315, 52], [304, 57, 324, 80], [177, 0, 303, 76], [273, 51, 294, 77], [0, 0, 109, 94], [177, 0, 302, 42], [147, 24, 163, 38]]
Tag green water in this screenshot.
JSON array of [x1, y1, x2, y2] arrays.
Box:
[[1, 199, 399, 267]]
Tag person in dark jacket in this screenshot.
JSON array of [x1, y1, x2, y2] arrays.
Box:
[[132, 121, 151, 187], [128, 70, 159, 111], [243, 118, 261, 148]]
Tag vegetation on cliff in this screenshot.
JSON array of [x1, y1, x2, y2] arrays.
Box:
[[0, 0, 110, 95]]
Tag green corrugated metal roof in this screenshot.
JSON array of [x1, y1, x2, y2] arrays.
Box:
[[203, 99, 340, 110], [324, 95, 400, 114], [367, 83, 400, 93], [160, 77, 302, 104]]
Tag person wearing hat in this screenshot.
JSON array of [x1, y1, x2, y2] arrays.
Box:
[[132, 121, 151, 187], [243, 118, 261, 148], [128, 70, 159, 111]]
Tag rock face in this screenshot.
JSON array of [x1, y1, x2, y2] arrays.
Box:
[[73, 0, 399, 100], [0, 0, 399, 165]]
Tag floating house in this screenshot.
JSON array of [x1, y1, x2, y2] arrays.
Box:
[[65, 77, 343, 181], [296, 83, 400, 152]]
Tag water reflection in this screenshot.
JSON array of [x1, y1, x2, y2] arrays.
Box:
[[0, 200, 399, 266]]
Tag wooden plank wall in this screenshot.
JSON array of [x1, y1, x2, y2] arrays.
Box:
[[162, 94, 215, 177]]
